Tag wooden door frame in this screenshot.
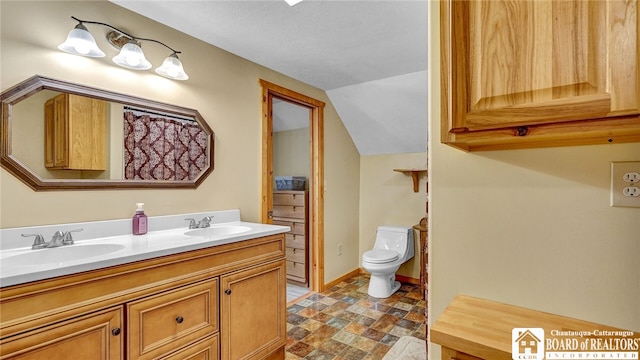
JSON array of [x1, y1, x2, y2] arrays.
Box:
[[260, 79, 325, 292]]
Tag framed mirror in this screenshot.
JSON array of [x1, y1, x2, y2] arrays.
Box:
[[1, 75, 214, 190]]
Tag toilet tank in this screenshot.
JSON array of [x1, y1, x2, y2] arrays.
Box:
[[374, 226, 414, 262]]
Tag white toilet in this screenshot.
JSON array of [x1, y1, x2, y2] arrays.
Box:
[[361, 226, 415, 298]]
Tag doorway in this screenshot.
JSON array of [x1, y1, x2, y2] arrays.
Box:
[[260, 80, 325, 294]]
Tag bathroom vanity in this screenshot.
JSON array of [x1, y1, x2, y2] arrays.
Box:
[[0, 210, 289, 360]]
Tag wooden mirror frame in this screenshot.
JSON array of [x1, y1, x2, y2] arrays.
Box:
[[1, 75, 214, 191]]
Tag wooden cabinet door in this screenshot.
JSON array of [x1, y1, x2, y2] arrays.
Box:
[[220, 260, 286, 360], [442, 0, 640, 150], [66, 94, 107, 170], [127, 279, 218, 360], [43, 93, 107, 170], [0, 307, 123, 360], [52, 93, 68, 168]]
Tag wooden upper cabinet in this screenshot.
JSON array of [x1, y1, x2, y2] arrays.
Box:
[[44, 93, 107, 170], [441, 0, 640, 151]]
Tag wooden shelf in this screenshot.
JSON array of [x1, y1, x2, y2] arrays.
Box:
[[393, 169, 427, 192]]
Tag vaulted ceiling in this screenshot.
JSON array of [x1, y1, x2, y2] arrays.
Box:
[[111, 0, 428, 155]]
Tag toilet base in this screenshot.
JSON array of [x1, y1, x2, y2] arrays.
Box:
[[367, 273, 401, 298]]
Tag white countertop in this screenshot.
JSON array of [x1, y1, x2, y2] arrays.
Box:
[[0, 210, 289, 287]]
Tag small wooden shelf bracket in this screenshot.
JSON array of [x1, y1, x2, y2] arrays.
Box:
[[393, 168, 427, 192]]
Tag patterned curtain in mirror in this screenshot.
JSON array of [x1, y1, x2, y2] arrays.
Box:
[[123, 109, 207, 180]]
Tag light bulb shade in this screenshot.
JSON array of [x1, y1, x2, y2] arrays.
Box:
[[112, 41, 152, 70], [58, 24, 105, 57], [155, 54, 189, 80]]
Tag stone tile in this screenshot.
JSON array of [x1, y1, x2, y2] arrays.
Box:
[[393, 301, 415, 311], [287, 304, 305, 314], [362, 308, 385, 319], [345, 304, 367, 314], [386, 307, 409, 318], [300, 319, 325, 332], [287, 326, 311, 341], [353, 315, 376, 327], [350, 336, 378, 352], [288, 341, 315, 358], [305, 349, 337, 360], [368, 343, 392, 359], [332, 330, 358, 345], [344, 322, 368, 335], [389, 325, 414, 337], [405, 310, 426, 323], [308, 293, 325, 301], [341, 296, 360, 305], [313, 312, 335, 323], [319, 296, 339, 306], [287, 313, 308, 326], [326, 317, 350, 330], [318, 339, 349, 355], [361, 327, 386, 342], [336, 346, 368, 360], [379, 333, 400, 346], [298, 307, 320, 318], [285, 351, 302, 360], [296, 299, 316, 307], [286, 274, 425, 360], [396, 318, 421, 331], [334, 310, 359, 323]]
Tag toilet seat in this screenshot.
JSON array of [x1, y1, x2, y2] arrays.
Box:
[[362, 249, 398, 264]]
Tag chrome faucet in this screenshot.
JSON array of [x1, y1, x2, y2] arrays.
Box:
[[185, 216, 213, 229], [22, 228, 83, 249]]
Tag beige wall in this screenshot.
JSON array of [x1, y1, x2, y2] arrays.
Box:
[[428, 1, 640, 358], [273, 127, 310, 186], [359, 153, 427, 280], [0, 1, 361, 284]]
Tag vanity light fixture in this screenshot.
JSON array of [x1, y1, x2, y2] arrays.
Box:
[[58, 16, 189, 80]]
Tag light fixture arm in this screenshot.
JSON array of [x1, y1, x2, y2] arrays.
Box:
[[70, 16, 181, 55]]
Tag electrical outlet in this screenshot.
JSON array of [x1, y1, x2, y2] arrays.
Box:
[[623, 186, 640, 197], [337, 243, 343, 256], [623, 172, 640, 183], [611, 161, 640, 208]]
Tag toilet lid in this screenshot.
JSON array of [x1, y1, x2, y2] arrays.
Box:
[[363, 249, 399, 264]]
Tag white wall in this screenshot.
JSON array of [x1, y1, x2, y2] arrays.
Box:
[[428, 1, 640, 358]]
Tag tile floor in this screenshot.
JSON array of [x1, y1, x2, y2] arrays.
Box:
[[285, 274, 426, 360]]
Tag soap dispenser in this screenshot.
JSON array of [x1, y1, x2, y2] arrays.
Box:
[[132, 203, 148, 235]]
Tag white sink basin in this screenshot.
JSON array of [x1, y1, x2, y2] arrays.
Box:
[[184, 225, 251, 238], [2, 244, 126, 267]]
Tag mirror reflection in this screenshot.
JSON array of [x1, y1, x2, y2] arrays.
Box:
[[1, 76, 214, 190]]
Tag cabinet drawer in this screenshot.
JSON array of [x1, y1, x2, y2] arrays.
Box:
[[285, 233, 306, 250], [286, 261, 306, 279], [273, 205, 306, 219], [128, 279, 218, 360], [161, 334, 218, 360], [286, 247, 306, 263], [0, 307, 123, 360], [273, 220, 306, 235], [273, 192, 306, 206]]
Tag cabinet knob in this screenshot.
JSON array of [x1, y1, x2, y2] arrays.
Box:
[[225, 289, 232, 295], [516, 126, 529, 136], [176, 316, 184, 324], [111, 327, 121, 336]]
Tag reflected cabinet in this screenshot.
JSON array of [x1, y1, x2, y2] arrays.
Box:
[[44, 93, 107, 170]]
